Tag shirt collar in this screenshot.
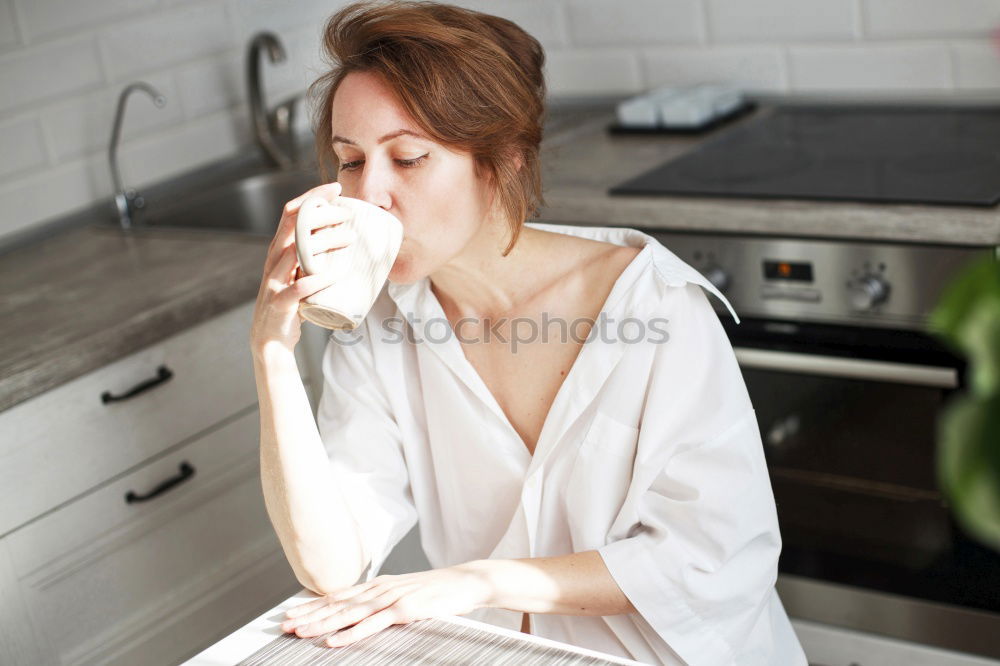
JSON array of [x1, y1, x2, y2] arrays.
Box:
[[386, 223, 739, 325]]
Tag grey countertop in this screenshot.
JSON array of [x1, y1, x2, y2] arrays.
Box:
[[537, 100, 1000, 246], [2, 95, 999, 412], [0, 225, 267, 412]]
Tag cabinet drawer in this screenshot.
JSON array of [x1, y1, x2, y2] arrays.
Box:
[[0, 301, 257, 535], [7, 405, 293, 666]]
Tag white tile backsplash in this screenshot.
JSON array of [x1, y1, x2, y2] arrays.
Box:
[[0, 35, 104, 114], [789, 43, 953, 91], [545, 49, 643, 95], [643, 46, 787, 91], [97, 2, 233, 82], [40, 71, 183, 162], [0, 0, 21, 50], [0, 114, 46, 179], [707, 0, 858, 43], [260, 32, 317, 99], [104, 108, 248, 193], [952, 39, 1000, 89], [294, 24, 326, 83], [455, 1, 570, 49], [15, 0, 159, 43], [1, 0, 998, 245], [565, 0, 703, 47], [229, 0, 343, 40], [175, 52, 245, 119], [864, 0, 1000, 39], [0, 159, 96, 240]]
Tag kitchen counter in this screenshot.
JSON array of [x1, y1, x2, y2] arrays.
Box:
[[181, 588, 647, 665], [537, 101, 1000, 247], [0, 225, 267, 412], [2, 95, 999, 412]]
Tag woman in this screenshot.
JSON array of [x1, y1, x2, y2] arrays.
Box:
[[249, 1, 807, 664]]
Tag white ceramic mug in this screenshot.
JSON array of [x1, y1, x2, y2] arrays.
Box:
[[294, 193, 403, 330]]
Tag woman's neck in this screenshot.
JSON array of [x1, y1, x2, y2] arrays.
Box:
[[428, 225, 557, 321]]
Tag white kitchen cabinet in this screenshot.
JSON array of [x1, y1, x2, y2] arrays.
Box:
[[792, 618, 1000, 666], [8, 407, 299, 665], [0, 536, 48, 664], [0, 301, 306, 666], [0, 302, 261, 536]]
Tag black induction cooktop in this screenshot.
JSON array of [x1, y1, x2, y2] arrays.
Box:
[[608, 104, 1000, 207]]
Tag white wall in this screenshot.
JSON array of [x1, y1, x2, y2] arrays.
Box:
[[2, 0, 999, 245]]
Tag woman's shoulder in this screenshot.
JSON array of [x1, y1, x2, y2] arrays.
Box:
[[586, 239, 644, 287], [644, 241, 741, 324]]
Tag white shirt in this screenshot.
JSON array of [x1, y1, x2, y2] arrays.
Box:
[[315, 222, 808, 665]]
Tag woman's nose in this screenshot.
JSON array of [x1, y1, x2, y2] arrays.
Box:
[[354, 163, 392, 210]]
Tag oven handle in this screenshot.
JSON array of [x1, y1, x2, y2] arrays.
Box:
[[732, 347, 958, 388]]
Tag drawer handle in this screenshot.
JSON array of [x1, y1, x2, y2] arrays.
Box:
[[101, 364, 173, 404], [125, 461, 195, 504]]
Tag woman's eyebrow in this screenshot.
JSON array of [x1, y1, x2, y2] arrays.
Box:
[[332, 129, 428, 145]]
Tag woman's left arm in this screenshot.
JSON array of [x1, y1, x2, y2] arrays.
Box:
[[278, 551, 633, 647], [465, 550, 638, 616]]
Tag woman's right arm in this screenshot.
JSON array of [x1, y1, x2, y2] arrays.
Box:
[[249, 182, 369, 595]]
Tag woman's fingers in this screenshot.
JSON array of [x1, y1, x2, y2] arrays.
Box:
[[281, 181, 343, 230], [279, 181, 344, 239], [265, 242, 298, 286], [292, 604, 364, 638], [263, 242, 346, 306], [285, 270, 345, 302], [288, 181, 342, 216], [264, 230, 296, 277], [292, 591, 399, 638], [265, 181, 344, 272], [309, 225, 358, 255], [284, 584, 387, 631], [326, 606, 400, 647]]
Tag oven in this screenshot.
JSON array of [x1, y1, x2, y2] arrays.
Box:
[[648, 230, 1000, 660]]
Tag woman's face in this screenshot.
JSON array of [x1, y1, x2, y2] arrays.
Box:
[[330, 70, 495, 284]]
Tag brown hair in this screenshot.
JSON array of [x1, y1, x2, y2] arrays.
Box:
[[308, 0, 546, 256]]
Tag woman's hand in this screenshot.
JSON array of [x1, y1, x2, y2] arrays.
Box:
[[249, 181, 356, 359], [280, 565, 494, 648]]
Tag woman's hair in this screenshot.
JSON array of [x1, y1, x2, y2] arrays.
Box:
[[308, 0, 547, 256]]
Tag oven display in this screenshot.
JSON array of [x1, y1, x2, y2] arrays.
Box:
[[763, 259, 813, 282]]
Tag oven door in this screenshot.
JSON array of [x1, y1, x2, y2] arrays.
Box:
[[721, 317, 1000, 660]]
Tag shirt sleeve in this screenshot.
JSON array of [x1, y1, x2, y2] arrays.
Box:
[[315, 319, 419, 584], [596, 281, 783, 665]]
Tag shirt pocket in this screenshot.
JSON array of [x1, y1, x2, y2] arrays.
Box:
[[564, 411, 639, 546]]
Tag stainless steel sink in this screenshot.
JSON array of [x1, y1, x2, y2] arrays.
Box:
[[134, 168, 325, 236]]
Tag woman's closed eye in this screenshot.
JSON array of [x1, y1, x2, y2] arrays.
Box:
[[339, 154, 428, 171]]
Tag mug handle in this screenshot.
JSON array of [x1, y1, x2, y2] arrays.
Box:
[[294, 195, 353, 276]]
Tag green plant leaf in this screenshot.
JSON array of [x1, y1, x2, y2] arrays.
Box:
[[958, 293, 1000, 396], [930, 253, 1000, 552], [928, 254, 1000, 356], [937, 394, 1000, 551]]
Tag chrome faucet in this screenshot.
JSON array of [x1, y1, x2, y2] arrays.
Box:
[[109, 82, 166, 230], [270, 90, 304, 166], [246, 31, 297, 170]]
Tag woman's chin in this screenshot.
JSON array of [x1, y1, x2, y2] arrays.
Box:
[[387, 262, 423, 285]]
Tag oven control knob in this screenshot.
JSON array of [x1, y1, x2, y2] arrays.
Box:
[[703, 265, 730, 292], [849, 275, 890, 310]]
